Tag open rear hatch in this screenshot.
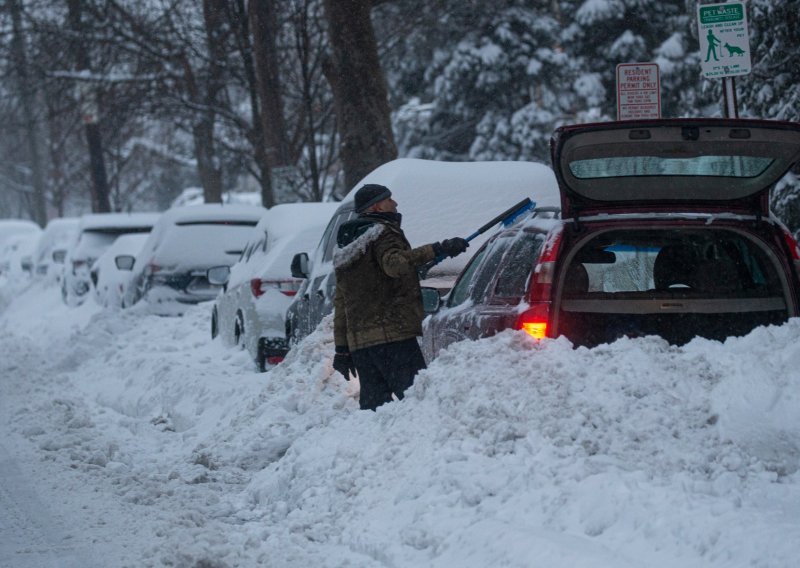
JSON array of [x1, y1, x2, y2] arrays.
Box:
[[551, 118, 800, 218]]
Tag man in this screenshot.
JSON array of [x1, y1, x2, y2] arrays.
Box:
[[332, 183, 469, 410]]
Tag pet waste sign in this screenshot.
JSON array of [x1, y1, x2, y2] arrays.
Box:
[[616, 63, 661, 120], [697, 1, 751, 78]]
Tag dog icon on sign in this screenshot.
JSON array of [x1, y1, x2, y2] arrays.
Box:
[[724, 43, 745, 57]]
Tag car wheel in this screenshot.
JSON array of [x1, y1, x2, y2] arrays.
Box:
[[256, 339, 267, 373], [211, 307, 219, 339], [234, 311, 245, 347], [286, 320, 298, 348]]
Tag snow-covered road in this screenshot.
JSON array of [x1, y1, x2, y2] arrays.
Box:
[[0, 439, 92, 568]]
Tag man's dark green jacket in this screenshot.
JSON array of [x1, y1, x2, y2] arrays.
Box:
[[333, 215, 436, 351]]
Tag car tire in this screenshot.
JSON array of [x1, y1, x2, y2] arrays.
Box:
[[256, 339, 267, 373], [234, 311, 245, 347], [286, 320, 298, 348], [211, 307, 219, 339]]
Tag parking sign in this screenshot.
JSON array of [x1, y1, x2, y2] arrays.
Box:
[[697, 1, 751, 78], [616, 63, 661, 121]]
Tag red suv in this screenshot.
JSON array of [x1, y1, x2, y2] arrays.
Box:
[[422, 118, 800, 358]]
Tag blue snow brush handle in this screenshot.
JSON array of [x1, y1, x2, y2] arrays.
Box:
[[421, 198, 536, 277]]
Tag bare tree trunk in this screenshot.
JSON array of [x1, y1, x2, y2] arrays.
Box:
[[193, 116, 223, 204], [45, 103, 67, 217], [249, 0, 291, 176], [191, 0, 229, 204], [232, 0, 273, 207], [67, 0, 111, 213], [9, 0, 48, 225], [322, 0, 397, 191], [293, 0, 322, 201]]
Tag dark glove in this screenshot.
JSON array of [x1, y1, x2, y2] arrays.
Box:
[[333, 347, 356, 380], [434, 237, 469, 258]]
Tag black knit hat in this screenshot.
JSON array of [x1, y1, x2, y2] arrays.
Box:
[[354, 184, 392, 213]]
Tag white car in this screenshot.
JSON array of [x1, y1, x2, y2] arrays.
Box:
[[0, 231, 41, 282], [211, 202, 339, 370], [32, 217, 80, 283], [0, 219, 40, 247], [0, 219, 41, 276], [90, 233, 150, 309], [123, 204, 267, 314], [62, 213, 161, 306]]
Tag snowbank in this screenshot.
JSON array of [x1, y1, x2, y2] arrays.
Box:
[[1, 281, 799, 567]]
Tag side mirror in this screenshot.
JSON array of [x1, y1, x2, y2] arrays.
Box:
[[290, 252, 310, 279], [20, 255, 33, 272], [115, 254, 136, 271], [421, 286, 441, 314], [52, 249, 66, 264], [207, 265, 231, 286]]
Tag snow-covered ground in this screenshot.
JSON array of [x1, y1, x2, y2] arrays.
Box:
[[1, 277, 800, 568]]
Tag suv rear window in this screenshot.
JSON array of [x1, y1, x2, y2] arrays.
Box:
[[569, 155, 774, 179]]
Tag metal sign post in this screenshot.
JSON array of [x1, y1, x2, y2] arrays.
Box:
[[697, 1, 751, 118], [722, 77, 739, 118]]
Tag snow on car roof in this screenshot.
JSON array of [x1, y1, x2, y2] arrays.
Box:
[[256, 216, 336, 279], [158, 203, 267, 225], [78, 212, 162, 231], [261, 202, 340, 241], [341, 158, 560, 276], [35, 218, 80, 258], [0, 219, 41, 245], [227, 202, 339, 286]]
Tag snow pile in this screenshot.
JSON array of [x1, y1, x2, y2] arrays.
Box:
[[1, 281, 800, 567]]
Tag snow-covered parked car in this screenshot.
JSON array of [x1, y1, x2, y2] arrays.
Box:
[[90, 233, 150, 309], [0, 231, 41, 282], [123, 204, 266, 314], [0, 218, 40, 248], [210, 202, 339, 370], [33, 217, 80, 283], [0, 219, 41, 274], [284, 158, 560, 347], [62, 213, 160, 306]]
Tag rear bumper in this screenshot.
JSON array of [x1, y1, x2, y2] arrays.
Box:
[[258, 336, 289, 368]]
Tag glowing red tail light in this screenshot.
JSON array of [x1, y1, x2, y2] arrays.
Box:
[[516, 304, 550, 339], [515, 226, 564, 340]]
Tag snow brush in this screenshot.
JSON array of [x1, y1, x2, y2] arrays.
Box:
[[419, 197, 535, 279]]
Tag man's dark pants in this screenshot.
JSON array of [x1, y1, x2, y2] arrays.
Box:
[[351, 338, 426, 411]]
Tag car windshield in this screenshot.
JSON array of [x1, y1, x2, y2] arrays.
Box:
[[569, 155, 773, 179]]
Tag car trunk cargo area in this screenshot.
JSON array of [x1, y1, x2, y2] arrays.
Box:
[[553, 226, 795, 347]]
